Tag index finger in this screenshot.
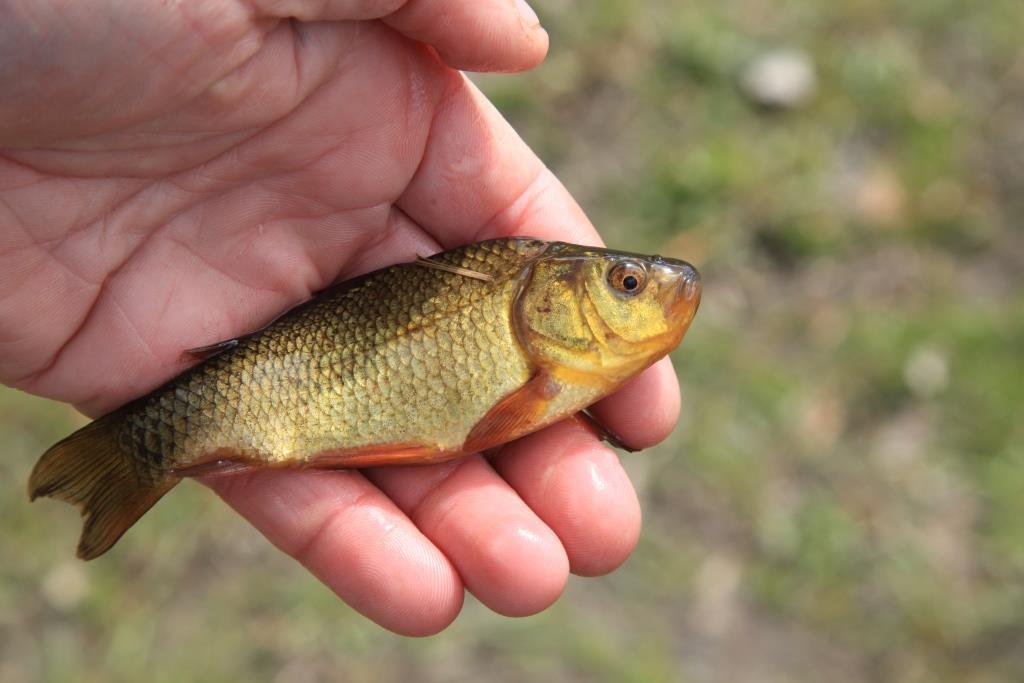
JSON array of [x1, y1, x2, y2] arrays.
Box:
[[252, 0, 549, 73]]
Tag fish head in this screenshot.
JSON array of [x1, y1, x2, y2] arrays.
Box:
[[515, 243, 701, 385]]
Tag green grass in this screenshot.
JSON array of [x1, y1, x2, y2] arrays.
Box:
[[4, 1, 1024, 681]]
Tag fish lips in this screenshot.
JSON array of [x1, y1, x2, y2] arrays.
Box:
[[649, 257, 701, 327]]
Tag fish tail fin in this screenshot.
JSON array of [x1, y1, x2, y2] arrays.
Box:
[[28, 415, 179, 560]]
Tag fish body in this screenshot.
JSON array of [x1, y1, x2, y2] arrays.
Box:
[[29, 238, 701, 559]]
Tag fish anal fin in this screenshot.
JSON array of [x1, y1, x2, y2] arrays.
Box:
[[463, 372, 560, 453], [183, 338, 239, 361], [305, 444, 454, 469], [174, 444, 458, 477]]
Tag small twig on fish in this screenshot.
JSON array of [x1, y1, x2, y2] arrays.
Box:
[[415, 256, 495, 282]]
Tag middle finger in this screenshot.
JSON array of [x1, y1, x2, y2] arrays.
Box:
[[366, 455, 569, 616]]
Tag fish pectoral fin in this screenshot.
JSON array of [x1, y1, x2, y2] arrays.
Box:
[[414, 256, 495, 282], [463, 371, 561, 453], [576, 409, 639, 453], [183, 338, 239, 361], [304, 444, 455, 469]]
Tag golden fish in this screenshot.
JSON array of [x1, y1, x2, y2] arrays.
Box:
[[29, 238, 701, 559]]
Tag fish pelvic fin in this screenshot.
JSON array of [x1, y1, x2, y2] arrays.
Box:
[[28, 414, 179, 560]]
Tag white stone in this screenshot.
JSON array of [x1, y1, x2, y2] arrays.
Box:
[[741, 48, 818, 109]]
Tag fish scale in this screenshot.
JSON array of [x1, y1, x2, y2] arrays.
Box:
[[117, 239, 544, 469]]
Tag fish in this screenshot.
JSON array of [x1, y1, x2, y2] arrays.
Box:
[[28, 238, 702, 560]]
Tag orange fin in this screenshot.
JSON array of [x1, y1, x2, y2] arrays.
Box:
[[183, 338, 239, 361], [463, 372, 561, 453], [304, 444, 455, 469], [173, 445, 457, 477], [576, 409, 638, 453]]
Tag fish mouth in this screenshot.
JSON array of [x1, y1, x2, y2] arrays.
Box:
[[649, 257, 701, 324], [677, 261, 702, 307]]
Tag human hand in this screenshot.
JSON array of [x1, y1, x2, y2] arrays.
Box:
[[0, 0, 681, 634]]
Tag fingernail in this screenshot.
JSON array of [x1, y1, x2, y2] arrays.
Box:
[[516, 0, 541, 28]]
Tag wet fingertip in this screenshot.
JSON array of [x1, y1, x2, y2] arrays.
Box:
[[493, 425, 641, 579], [374, 457, 568, 621], [567, 471, 641, 577], [545, 440, 642, 577], [376, 536, 466, 637], [302, 506, 465, 637], [473, 522, 569, 617]]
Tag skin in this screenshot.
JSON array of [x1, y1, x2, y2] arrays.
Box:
[[0, 0, 681, 635]]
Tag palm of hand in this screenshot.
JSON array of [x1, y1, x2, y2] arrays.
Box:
[[0, 3, 679, 635]]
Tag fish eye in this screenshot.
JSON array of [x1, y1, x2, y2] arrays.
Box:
[[607, 261, 647, 296]]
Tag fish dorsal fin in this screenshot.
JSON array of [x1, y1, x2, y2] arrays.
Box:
[[183, 338, 239, 361], [414, 256, 495, 282], [183, 304, 299, 362]]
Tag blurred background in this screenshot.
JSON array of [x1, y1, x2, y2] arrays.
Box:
[[3, 0, 1024, 680]]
